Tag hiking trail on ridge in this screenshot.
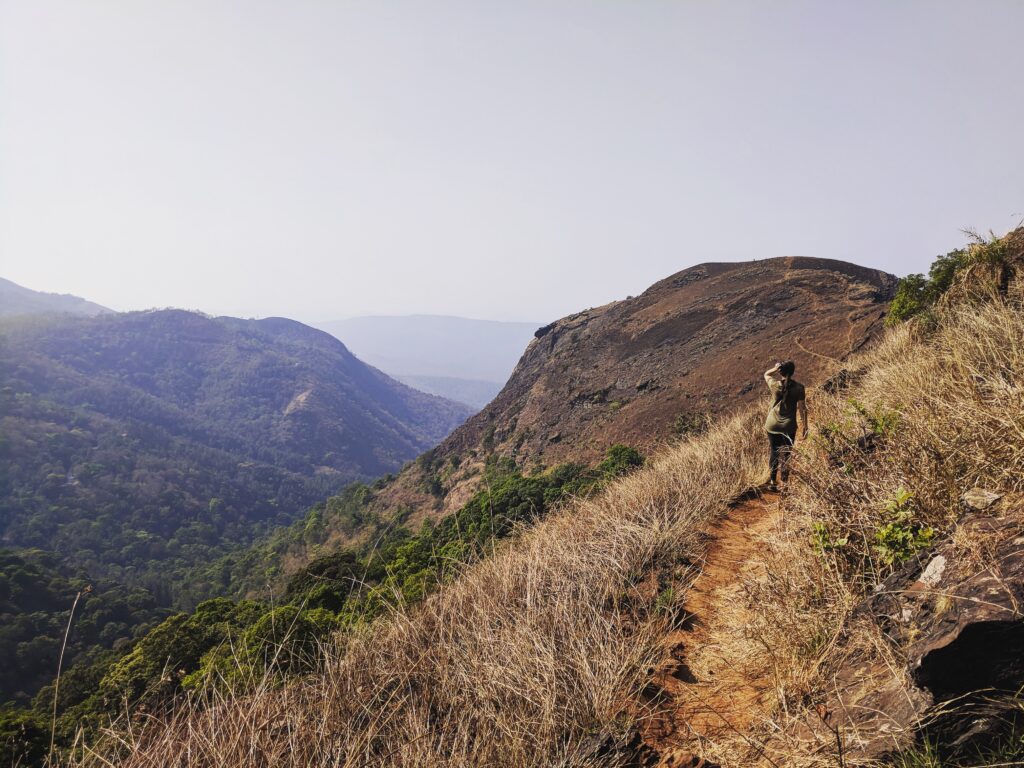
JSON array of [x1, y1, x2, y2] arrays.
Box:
[[645, 490, 784, 767]]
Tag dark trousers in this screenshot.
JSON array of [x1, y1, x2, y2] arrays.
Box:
[[767, 430, 795, 483]]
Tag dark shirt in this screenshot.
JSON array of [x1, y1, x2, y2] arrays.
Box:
[[764, 377, 805, 434]]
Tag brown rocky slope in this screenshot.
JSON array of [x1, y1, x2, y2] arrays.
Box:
[[254, 256, 896, 586], [446, 256, 896, 468]]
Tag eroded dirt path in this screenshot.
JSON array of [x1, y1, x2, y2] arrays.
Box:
[[643, 490, 784, 767]]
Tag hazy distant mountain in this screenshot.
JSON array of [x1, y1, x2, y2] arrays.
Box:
[[391, 374, 502, 409], [0, 310, 472, 607], [0, 276, 113, 317], [314, 315, 539, 408]]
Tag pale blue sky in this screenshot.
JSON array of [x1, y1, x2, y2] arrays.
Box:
[[1, 1, 1021, 323]]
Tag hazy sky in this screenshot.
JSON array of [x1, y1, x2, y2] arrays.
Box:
[[1, 1, 1021, 323]]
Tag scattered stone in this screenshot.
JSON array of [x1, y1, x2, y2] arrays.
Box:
[[961, 488, 1003, 511], [917, 557, 946, 593]]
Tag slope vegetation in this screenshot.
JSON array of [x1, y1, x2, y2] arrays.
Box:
[[64, 228, 1024, 768], [0, 310, 470, 604]]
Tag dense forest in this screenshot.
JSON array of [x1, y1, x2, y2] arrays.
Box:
[[0, 549, 170, 706], [0, 309, 472, 731], [1, 445, 643, 764], [0, 310, 470, 603]]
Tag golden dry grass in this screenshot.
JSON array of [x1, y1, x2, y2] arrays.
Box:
[[69, 413, 766, 767], [693, 259, 1024, 766], [68, 230, 1024, 768]]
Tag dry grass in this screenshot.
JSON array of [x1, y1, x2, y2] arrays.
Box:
[[69, 413, 765, 767], [695, 263, 1024, 765], [69, 231, 1024, 768]]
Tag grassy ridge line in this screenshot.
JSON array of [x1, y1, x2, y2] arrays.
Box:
[[72, 414, 766, 765]]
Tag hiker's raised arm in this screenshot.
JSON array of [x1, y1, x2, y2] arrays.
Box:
[[764, 363, 782, 385]]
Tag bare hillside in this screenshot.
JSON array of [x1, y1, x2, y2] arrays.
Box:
[[446, 256, 896, 466], [216, 257, 895, 596]]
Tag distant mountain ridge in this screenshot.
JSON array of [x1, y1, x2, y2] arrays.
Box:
[[0, 309, 472, 605], [393, 374, 505, 410], [0, 276, 113, 317], [315, 315, 539, 408], [230, 255, 897, 594]]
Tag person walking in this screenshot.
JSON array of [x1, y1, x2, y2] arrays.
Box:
[[763, 360, 807, 490]]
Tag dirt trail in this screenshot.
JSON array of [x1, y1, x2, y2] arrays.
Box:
[[643, 490, 784, 767]]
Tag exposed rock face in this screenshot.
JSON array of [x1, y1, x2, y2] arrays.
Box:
[[443, 257, 896, 466], [824, 501, 1024, 760]]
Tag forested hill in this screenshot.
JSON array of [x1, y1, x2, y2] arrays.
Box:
[[0, 310, 472, 606], [0, 276, 112, 318]]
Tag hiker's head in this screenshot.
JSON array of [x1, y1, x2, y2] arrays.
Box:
[[779, 360, 796, 378]]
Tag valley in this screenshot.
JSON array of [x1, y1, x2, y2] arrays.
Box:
[[315, 315, 539, 409], [0, 309, 470, 711]]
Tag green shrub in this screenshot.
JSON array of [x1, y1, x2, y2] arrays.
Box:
[[849, 399, 901, 437], [596, 444, 644, 478], [654, 586, 676, 615], [184, 605, 337, 690], [887, 233, 1010, 326], [887, 273, 929, 326], [874, 488, 934, 565], [811, 521, 848, 554]]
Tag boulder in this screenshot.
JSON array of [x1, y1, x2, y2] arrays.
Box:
[[822, 505, 1024, 759]]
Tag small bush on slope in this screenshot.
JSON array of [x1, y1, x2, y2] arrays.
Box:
[[886, 231, 1011, 325]]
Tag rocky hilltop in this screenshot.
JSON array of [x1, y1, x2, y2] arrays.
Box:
[[445, 256, 896, 466], [252, 256, 896, 585]]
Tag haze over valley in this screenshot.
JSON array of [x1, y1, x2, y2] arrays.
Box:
[[315, 315, 539, 408], [1, 2, 1022, 766]]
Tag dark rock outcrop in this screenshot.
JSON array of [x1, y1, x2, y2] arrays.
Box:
[[824, 500, 1024, 759]]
